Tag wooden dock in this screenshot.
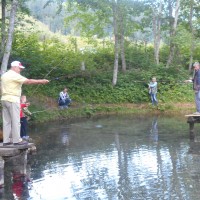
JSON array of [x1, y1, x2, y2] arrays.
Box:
[[0, 142, 36, 188], [0, 143, 36, 157], [185, 114, 200, 139]]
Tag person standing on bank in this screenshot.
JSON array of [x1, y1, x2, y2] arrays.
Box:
[[148, 77, 158, 106], [185, 62, 200, 115], [1, 61, 49, 146]]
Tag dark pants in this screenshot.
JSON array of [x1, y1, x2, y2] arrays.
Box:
[[195, 91, 200, 112], [58, 98, 71, 107], [20, 117, 28, 137], [65, 98, 71, 106]]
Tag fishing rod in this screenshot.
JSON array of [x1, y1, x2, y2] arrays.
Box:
[[26, 56, 69, 115], [31, 107, 57, 115], [48, 70, 99, 81], [30, 56, 67, 96], [48, 74, 191, 84], [47, 66, 193, 83], [132, 80, 190, 84]]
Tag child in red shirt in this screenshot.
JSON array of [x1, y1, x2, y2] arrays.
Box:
[[20, 95, 32, 141]]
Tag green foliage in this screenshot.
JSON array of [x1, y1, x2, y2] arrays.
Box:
[[125, 43, 154, 69], [10, 31, 194, 106], [53, 66, 192, 104]]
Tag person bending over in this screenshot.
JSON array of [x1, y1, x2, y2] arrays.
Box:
[[58, 87, 72, 109]]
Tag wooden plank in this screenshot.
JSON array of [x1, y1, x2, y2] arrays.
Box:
[[0, 148, 20, 157], [0, 143, 34, 149], [0, 143, 36, 157], [185, 114, 200, 117]]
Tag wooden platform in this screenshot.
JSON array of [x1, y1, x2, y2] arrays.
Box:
[[185, 114, 200, 140], [0, 143, 36, 157], [185, 114, 200, 117]]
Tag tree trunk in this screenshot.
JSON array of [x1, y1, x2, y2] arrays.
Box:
[[120, 34, 126, 72], [0, 0, 6, 61], [189, 0, 194, 71], [166, 0, 180, 68], [153, 14, 158, 64], [1, 0, 18, 74], [112, 0, 119, 86], [153, 0, 162, 65], [168, 0, 173, 37], [118, 1, 126, 72], [189, 39, 195, 71]]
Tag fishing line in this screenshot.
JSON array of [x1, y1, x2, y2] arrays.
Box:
[[132, 80, 188, 84], [27, 56, 67, 114], [31, 107, 57, 115], [30, 56, 67, 96]]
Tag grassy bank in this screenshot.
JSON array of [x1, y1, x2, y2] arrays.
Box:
[[28, 101, 195, 124], [0, 96, 195, 128]]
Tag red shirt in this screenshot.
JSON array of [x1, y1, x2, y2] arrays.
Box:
[[20, 103, 27, 118]]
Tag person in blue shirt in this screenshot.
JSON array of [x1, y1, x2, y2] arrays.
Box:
[[148, 77, 158, 106], [192, 62, 200, 114], [185, 62, 200, 114]]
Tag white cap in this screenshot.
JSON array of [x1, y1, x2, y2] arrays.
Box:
[[11, 61, 25, 69], [193, 62, 199, 67]]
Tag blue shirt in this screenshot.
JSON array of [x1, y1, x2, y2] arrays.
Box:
[[149, 82, 157, 94]]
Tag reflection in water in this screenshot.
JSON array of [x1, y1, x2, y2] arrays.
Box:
[[2, 152, 32, 200], [60, 127, 71, 146], [149, 117, 158, 143], [11, 154, 32, 200], [12, 168, 30, 199], [3, 115, 200, 199], [0, 157, 4, 199]]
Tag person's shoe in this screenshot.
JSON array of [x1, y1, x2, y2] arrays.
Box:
[[193, 112, 200, 115], [3, 142, 13, 146], [13, 141, 28, 145], [22, 136, 29, 140], [22, 136, 32, 142]]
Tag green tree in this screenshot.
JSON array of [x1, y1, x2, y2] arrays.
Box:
[[0, 0, 6, 61], [180, 0, 200, 70], [1, 0, 19, 73], [0, 0, 30, 72], [166, 0, 180, 68], [64, 0, 141, 85]]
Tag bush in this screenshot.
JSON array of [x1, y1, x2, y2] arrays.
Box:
[[11, 32, 193, 105]]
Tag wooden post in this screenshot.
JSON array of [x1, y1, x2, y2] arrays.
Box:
[[187, 116, 196, 139], [0, 157, 4, 188], [189, 122, 195, 139], [185, 114, 200, 139]]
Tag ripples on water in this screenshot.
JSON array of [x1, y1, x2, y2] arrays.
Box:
[[3, 115, 200, 200]]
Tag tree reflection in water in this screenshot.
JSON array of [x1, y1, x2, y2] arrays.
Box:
[[149, 117, 158, 143], [2, 115, 200, 199]]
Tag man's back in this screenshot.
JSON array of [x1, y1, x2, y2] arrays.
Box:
[[1, 70, 27, 103]]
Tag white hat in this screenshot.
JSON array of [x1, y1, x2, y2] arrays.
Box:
[[11, 61, 25, 69], [193, 62, 199, 67]]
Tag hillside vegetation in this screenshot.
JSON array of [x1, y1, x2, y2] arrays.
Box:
[[12, 14, 194, 103], [1, 12, 195, 123]]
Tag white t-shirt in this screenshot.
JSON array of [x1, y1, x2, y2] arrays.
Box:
[[1, 70, 27, 103]]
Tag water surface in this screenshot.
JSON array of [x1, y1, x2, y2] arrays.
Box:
[[3, 114, 200, 200]]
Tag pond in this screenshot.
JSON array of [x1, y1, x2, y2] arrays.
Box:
[[2, 114, 200, 200]]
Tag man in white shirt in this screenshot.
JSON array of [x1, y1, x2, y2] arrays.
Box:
[[1, 61, 49, 146]]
